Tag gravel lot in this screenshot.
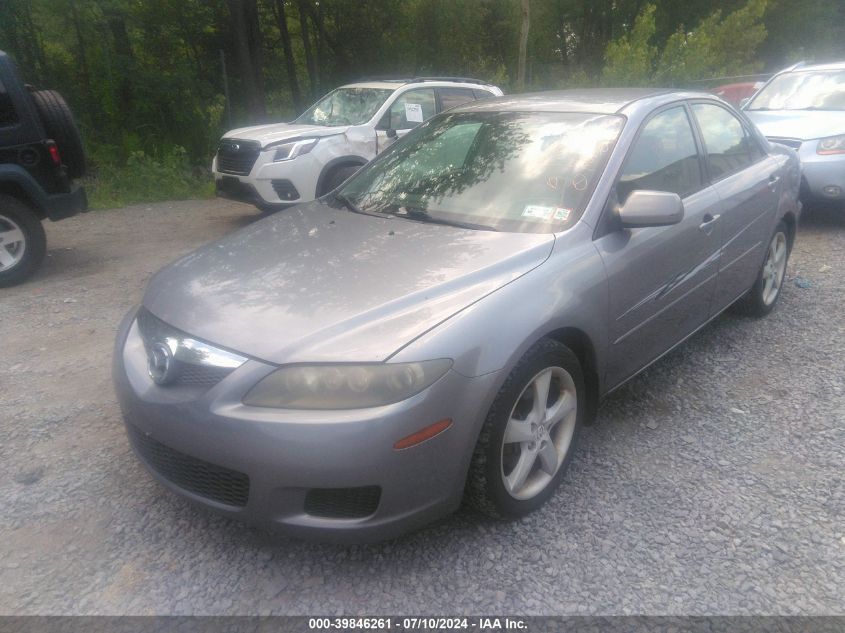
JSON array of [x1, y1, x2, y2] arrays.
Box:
[[0, 199, 843, 616]]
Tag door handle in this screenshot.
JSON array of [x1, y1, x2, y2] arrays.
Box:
[[698, 213, 722, 233], [768, 174, 781, 191], [699, 213, 720, 234]]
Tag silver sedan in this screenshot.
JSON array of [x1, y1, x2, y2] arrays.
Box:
[[744, 61, 845, 203], [113, 89, 801, 542]]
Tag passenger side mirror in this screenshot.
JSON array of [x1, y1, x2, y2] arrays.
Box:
[[617, 190, 684, 229]]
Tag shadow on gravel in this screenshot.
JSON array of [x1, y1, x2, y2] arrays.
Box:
[[800, 202, 845, 229]]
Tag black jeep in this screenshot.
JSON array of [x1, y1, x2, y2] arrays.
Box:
[[0, 50, 88, 287]]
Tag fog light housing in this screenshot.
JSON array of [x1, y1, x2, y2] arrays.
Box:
[[823, 185, 841, 198]]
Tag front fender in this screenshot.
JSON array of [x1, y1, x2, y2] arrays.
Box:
[[389, 222, 609, 389]]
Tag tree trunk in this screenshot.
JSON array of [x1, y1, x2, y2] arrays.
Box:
[[275, 0, 303, 111], [296, 0, 318, 99], [227, 0, 266, 120], [104, 9, 134, 114], [517, 0, 530, 91]]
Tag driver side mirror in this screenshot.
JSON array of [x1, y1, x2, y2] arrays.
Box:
[[386, 127, 397, 139], [617, 190, 684, 229]]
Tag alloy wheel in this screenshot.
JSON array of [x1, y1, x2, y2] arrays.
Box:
[[761, 232, 788, 306], [0, 214, 26, 272], [500, 366, 578, 500]]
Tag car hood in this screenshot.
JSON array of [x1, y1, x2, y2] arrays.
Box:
[[143, 203, 555, 365], [745, 110, 845, 141], [223, 122, 350, 148]]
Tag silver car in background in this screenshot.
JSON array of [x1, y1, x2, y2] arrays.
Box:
[[744, 61, 845, 203], [114, 89, 801, 542]]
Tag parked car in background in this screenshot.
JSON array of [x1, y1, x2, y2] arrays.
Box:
[[212, 77, 503, 211], [0, 50, 87, 287], [712, 81, 764, 107], [117, 89, 800, 542], [744, 61, 845, 204]]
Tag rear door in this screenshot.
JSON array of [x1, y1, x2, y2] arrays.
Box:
[[595, 103, 723, 388], [690, 101, 780, 311], [437, 87, 477, 113]]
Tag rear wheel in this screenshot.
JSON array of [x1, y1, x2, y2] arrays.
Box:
[[0, 195, 46, 287], [736, 222, 790, 317], [465, 339, 584, 518]]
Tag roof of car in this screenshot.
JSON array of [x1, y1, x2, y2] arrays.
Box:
[[783, 60, 845, 73], [339, 77, 498, 91], [451, 88, 708, 115]]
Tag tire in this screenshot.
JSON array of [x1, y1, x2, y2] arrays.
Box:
[[317, 164, 361, 197], [0, 195, 47, 287], [465, 338, 585, 518], [735, 221, 790, 317], [30, 89, 86, 178]]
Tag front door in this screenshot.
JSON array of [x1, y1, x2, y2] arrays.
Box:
[[595, 104, 723, 389], [376, 87, 437, 152]]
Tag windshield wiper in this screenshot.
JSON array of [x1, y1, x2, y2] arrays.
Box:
[[393, 207, 498, 232], [334, 192, 383, 218]]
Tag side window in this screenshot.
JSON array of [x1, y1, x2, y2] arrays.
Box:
[[439, 88, 476, 111], [0, 79, 18, 127], [617, 106, 702, 203], [386, 88, 436, 130], [692, 103, 755, 180], [473, 89, 495, 100]]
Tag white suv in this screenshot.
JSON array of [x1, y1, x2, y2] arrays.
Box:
[[212, 77, 503, 210]]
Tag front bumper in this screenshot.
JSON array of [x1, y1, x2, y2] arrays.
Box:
[[212, 151, 322, 209], [786, 141, 845, 202], [112, 309, 499, 543]]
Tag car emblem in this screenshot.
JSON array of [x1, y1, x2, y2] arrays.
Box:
[[229, 143, 240, 152], [147, 342, 175, 385]]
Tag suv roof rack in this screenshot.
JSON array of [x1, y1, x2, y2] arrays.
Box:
[[410, 76, 491, 85], [353, 75, 491, 86]]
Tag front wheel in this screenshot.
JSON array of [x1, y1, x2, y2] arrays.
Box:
[[0, 195, 46, 288], [465, 339, 584, 518], [736, 222, 790, 317], [317, 165, 361, 197]]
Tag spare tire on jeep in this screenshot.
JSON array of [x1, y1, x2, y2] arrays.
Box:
[[30, 89, 86, 178]]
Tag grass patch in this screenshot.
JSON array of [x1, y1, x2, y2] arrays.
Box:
[[85, 146, 215, 210]]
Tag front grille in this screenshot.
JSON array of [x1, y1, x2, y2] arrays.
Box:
[[128, 425, 250, 507], [304, 486, 381, 519], [216, 139, 261, 176], [271, 179, 300, 201], [767, 137, 802, 150], [175, 364, 234, 387]]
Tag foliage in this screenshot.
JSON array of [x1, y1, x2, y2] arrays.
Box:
[[603, 0, 769, 86], [603, 5, 659, 85], [85, 146, 214, 210], [0, 0, 842, 208]]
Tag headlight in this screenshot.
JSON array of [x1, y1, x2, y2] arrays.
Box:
[[243, 360, 452, 409], [273, 138, 319, 162], [817, 135, 845, 155]]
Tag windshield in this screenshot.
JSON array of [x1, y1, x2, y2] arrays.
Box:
[[335, 111, 624, 233], [747, 70, 845, 111], [295, 88, 393, 126]]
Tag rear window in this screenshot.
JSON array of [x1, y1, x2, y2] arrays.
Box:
[[0, 79, 18, 127]]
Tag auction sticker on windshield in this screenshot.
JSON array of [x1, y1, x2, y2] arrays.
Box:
[[405, 103, 424, 123], [521, 205, 554, 220]]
